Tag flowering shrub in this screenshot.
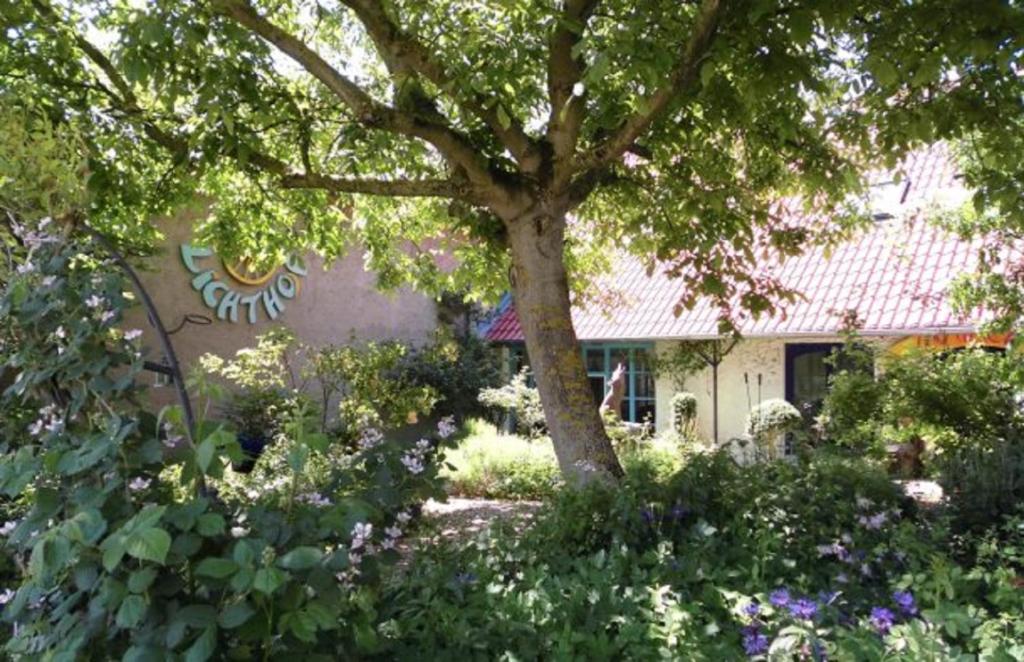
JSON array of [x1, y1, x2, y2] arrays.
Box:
[[376, 452, 1024, 659], [0, 225, 455, 658], [477, 369, 546, 438]]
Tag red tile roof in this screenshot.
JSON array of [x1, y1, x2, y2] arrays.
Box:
[[486, 144, 984, 342]]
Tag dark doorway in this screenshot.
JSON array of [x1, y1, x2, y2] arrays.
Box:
[[784, 343, 844, 421]]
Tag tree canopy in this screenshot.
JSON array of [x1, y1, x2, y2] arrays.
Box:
[[3, 0, 1022, 482]]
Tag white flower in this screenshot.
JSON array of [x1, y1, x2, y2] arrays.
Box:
[[358, 428, 384, 450], [415, 438, 432, 452], [85, 294, 104, 309], [100, 310, 116, 324], [855, 497, 873, 510], [128, 477, 151, 492], [350, 522, 373, 548], [53, 326, 66, 340], [16, 262, 35, 275], [124, 329, 143, 341], [230, 526, 249, 538], [0, 521, 18, 536], [400, 453, 424, 475], [396, 511, 412, 524], [380, 537, 396, 550], [27, 419, 44, 436], [348, 552, 362, 566], [437, 416, 457, 439], [298, 492, 331, 508], [41, 275, 56, 287], [385, 525, 402, 539], [0, 589, 14, 605]]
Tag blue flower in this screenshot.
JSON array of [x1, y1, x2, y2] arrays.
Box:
[[869, 606, 896, 634], [769, 588, 791, 607], [787, 598, 819, 620], [743, 601, 761, 617], [892, 590, 917, 616], [742, 626, 769, 656], [670, 504, 691, 522], [640, 508, 656, 524]]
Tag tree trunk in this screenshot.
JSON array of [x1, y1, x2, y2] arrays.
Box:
[[506, 211, 625, 485]]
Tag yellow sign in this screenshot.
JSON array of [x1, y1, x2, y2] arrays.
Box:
[[889, 333, 1011, 355]]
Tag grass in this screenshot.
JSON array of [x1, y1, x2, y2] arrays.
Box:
[[441, 418, 561, 500], [442, 418, 686, 500]]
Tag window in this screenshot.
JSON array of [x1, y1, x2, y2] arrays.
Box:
[[583, 343, 656, 424], [503, 342, 657, 424]]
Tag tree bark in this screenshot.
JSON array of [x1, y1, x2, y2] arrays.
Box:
[[506, 211, 625, 485]]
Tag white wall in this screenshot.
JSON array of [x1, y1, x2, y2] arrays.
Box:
[[654, 337, 897, 444]]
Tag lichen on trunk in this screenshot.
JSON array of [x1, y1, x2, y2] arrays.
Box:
[[506, 211, 624, 485]]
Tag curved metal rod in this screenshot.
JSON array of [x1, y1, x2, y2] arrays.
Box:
[[84, 226, 197, 445]]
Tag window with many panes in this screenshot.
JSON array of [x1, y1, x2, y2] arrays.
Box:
[[583, 344, 655, 424], [504, 343, 656, 424]]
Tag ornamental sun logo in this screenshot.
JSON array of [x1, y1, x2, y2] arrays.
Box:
[[179, 244, 307, 324]]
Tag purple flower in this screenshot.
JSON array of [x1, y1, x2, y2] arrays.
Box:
[[742, 626, 769, 656], [818, 590, 839, 606], [670, 504, 691, 521], [743, 601, 761, 617], [788, 598, 819, 620], [640, 508, 656, 524], [870, 607, 896, 634], [892, 590, 917, 616], [769, 588, 791, 607]]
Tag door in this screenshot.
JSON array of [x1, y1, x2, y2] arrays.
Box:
[[784, 343, 843, 420]]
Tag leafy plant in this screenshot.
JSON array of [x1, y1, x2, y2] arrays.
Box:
[[397, 330, 502, 422], [745, 399, 802, 460], [0, 223, 455, 659], [477, 370, 546, 439]]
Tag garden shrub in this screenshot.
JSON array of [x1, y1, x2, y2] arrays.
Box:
[[670, 391, 698, 436], [745, 398, 802, 460], [378, 452, 1024, 660], [0, 224, 455, 659], [822, 345, 1024, 530], [397, 330, 502, 422], [477, 369, 546, 438], [286, 335, 438, 439]]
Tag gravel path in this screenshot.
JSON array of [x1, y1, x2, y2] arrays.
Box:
[[421, 497, 544, 541]]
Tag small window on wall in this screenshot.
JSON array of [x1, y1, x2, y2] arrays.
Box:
[[583, 344, 656, 424]]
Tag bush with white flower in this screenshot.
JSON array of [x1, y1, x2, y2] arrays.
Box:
[[0, 225, 456, 659]]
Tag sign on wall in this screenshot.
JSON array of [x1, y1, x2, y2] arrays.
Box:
[[180, 244, 307, 324]]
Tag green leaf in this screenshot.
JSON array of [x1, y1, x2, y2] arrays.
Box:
[[195, 437, 216, 473], [278, 546, 322, 571], [195, 513, 225, 537], [126, 528, 171, 565], [128, 568, 158, 593], [496, 105, 511, 130], [218, 601, 256, 629], [116, 594, 147, 628], [252, 567, 287, 595], [184, 626, 217, 662], [101, 536, 126, 572], [195, 557, 238, 579]]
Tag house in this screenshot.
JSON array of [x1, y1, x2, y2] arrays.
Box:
[[482, 144, 1008, 443]]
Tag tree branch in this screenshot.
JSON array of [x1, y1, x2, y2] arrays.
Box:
[[213, 0, 498, 190], [280, 173, 471, 198], [546, 0, 600, 184], [338, 0, 542, 172], [578, 0, 723, 174]]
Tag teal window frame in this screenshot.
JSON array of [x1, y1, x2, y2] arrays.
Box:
[[501, 342, 656, 423], [582, 342, 655, 423]]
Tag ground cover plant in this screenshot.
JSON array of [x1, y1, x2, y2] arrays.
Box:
[[379, 452, 1024, 660]]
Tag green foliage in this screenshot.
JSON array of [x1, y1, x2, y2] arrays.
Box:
[[745, 398, 802, 460], [379, 453, 1024, 659], [441, 419, 562, 501], [0, 227, 455, 658], [821, 346, 1024, 531], [477, 369, 546, 438], [305, 338, 438, 435], [670, 392, 698, 436], [397, 330, 502, 422]]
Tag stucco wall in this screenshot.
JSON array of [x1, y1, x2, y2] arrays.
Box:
[[654, 336, 897, 443], [125, 207, 439, 406]]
